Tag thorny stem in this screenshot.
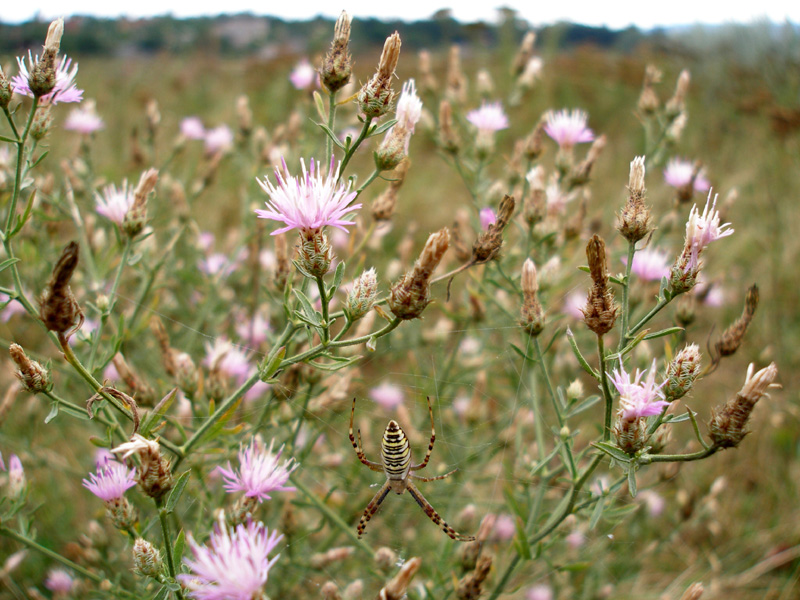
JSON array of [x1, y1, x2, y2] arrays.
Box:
[[597, 336, 615, 442], [618, 241, 636, 353]]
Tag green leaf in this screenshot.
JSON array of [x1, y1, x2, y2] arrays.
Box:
[[173, 528, 186, 565], [663, 412, 692, 424], [316, 122, 347, 151], [166, 471, 190, 513], [331, 261, 346, 294], [44, 402, 59, 424], [642, 327, 684, 340], [508, 343, 537, 362], [369, 118, 398, 137], [309, 356, 362, 371], [0, 258, 20, 273], [589, 494, 606, 529], [0, 135, 17, 143], [565, 395, 602, 419], [152, 587, 169, 600], [29, 150, 49, 170], [513, 516, 532, 561], [502, 485, 526, 522], [592, 442, 632, 463], [260, 346, 286, 381], [312, 91, 327, 122], [565, 328, 600, 380], [627, 467, 638, 497], [292, 289, 322, 326]]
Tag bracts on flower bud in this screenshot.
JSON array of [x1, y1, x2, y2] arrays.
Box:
[[28, 19, 64, 99], [389, 228, 449, 320], [618, 155, 653, 243], [708, 362, 779, 448], [107, 496, 138, 531], [456, 555, 493, 600], [714, 284, 758, 360], [9, 343, 52, 394], [123, 168, 158, 238], [0, 67, 12, 109], [357, 32, 401, 119], [582, 235, 619, 335], [664, 344, 701, 401], [132, 538, 163, 579], [321, 11, 353, 94], [472, 195, 515, 264], [112, 434, 174, 500], [520, 258, 545, 337], [40, 241, 83, 338], [614, 416, 648, 455], [344, 268, 378, 321], [438, 100, 460, 154], [296, 229, 333, 278]]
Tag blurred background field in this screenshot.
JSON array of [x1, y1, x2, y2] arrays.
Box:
[[0, 11, 799, 599]]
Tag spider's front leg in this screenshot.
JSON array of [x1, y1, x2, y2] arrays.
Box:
[[349, 398, 384, 472], [357, 480, 392, 539], [410, 396, 436, 472]]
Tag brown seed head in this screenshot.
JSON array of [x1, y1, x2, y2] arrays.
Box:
[[124, 168, 158, 238], [389, 228, 449, 320], [520, 258, 545, 337], [472, 195, 515, 264], [40, 241, 83, 335], [582, 235, 618, 335], [456, 555, 493, 600], [113, 434, 174, 500], [715, 284, 758, 358], [438, 100, 460, 154], [418, 49, 437, 94], [0, 67, 12, 110], [570, 134, 606, 187], [236, 95, 252, 137], [618, 155, 653, 243], [9, 343, 52, 394], [357, 32, 401, 119], [321, 11, 353, 93], [666, 69, 691, 117], [379, 557, 422, 600]]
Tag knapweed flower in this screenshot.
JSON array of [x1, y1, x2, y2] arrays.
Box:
[[544, 109, 594, 149], [255, 157, 360, 235], [204, 125, 234, 155], [466, 102, 509, 133], [289, 59, 317, 90], [682, 192, 733, 270], [663, 158, 710, 192], [218, 438, 298, 503], [44, 569, 74, 596], [526, 584, 554, 600], [82, 457, 137, 501], [12, 53, 83, 104], [180, 116, 206, 140], [204, 338, 251, 383], [395, 79, 423, 133], [479, 207, 496, 230], [7, 454, 25, 499], [235, 313, 271, 347], [375, 79, 423, 170], [623, 248, 670, 281], [179, 521, 283, 600], [370, 382, 404, 411], [609, 359, 669, 420], [95, 182, 134, 225], [63, 101, 104, 134]]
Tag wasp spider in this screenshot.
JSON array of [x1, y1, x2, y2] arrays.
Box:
[[348, 397, 475, 542]]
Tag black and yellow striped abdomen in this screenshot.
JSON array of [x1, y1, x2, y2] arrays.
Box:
[[381, 420, 411, 481]]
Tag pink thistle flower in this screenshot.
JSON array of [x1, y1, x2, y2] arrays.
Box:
[[255, 157, 361, 236], [622, 248, 670, 281], [44, 568, 74, 595], [236, 313, 271, 347], [218, 438, 298, 502], [493, 514, 516, 540], [289, 59, 317, 90], [0, 293, 26, 323], [64, 102, 104, 134], [395, 79, 423, 133], [544, 109, 594, 149], [369, 382, 404, 411], [526, 584, 554, 600], [7, 454, 25, 498], [683, 192, 734, 271], [179, 521, 283, 600], [608, 359, 669, 420], [563, 290, 586, 320], [82, 457, 137, 502], [466, 101, 509, 133], [95, 182, 134, 225], [181, 116, 206, 140], [663, 158, 710, 191], [204, 125, 234, 155], [479, 207, 496, 230], [11, 53, 83, 104], [204, 338, 251, 383]]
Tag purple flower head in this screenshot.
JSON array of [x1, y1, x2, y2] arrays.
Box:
[[236, 313, 271, 347], [395, 79, 423, 133], [204, 338, 251, 383], [95, 182, 134, 225], [289, 59, 317, 90], [622, 248, 670, 281], [479, 207, 497, 230], [683, 192, 733, 271], [544, 109, 594, 148], [8, 454, 25, 495], [369, 382, 404, 411], [64, 103, 104, 134], [0, 451, 5, 471], [466, 102, 509, 133], [178, 521, 283, 600], [44, 568, 74, 595], [181, 116, 206, 140], [526, 585, 554, 600], [608, 359, 669, 420], [218, 438, 298, 502], [82, 456, 137, 502], [12, 53, 83, 104], [663, 158, 710, 191], [255, 157, 361, 236], [204, 125, 234, 155]]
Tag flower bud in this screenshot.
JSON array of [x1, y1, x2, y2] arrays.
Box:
[[582, 235, 618, 335], [471, 195, 515, 264], [438, 100, 460, 154], [714, 284, 757, 359], [123, 168, 158, 238], [344, 268, 378, 321], [297, 230, 333, 278], [520, 259, 545, 336], [132, 538, 163, 579], [379, 557, 422, 600], [389, 228, 449, 320], [30, 105, 54, 140], [40, 241, 83, 336], [614, 416, 647, 455], [357, 32, 401, 119], [456, 555, 492, 600], [0, 68, 12, 110], [663, 344, 701, 401], [112, 434, 174, 500], [321, 11, 353, 94], [666, 69, 691, 117], [618, 155, 653, 243], [7, 454, 26, 501], [9, 344, 52, 394]]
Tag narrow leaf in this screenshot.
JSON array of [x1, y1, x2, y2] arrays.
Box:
[[643, 327, 684, 340], [627, 467, 638, 497], [316, 122, 347, 151], [592, 442, 632, 463], [565, 395, 602, 419], [166, 471, 191, 513], [331, 261, 346, 293], [589, 495, 606, 529], [369, 118, 398, 137], [44, 402, 59, 424], [260, 346, 286, 381], [312, 91, 327, 122], [173, 529, 186, 565]]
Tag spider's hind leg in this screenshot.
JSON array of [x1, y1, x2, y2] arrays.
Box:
[[357, 480, 392, 539], [406, 480, 475, 542]]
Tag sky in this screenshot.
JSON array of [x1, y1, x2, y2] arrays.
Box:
[[1, 0, 798, 29]]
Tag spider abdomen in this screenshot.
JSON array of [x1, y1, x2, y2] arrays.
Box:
[[381, 420, 411, 482]]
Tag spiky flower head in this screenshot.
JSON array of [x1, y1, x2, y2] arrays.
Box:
[[321, 11, 352, 93], [218, 438, 298, 503], [520, 258, 545, 337], [344, 268, 379, 321], [9, 343, 52, 393], [82, 456, 137, 502], [178, 521, 283, 600], [358, 32, 401, 119], [664, 344, 702, 401], [255, 157, 360, 235], [96, 182, 134, 225], [12, 52, 83, 104], [467, 101, 509, 154], [544, 109, 594, 149], [133, 538, 163, 579], [375, 80, 423, 170], [609, 359, 669, 420], [618, 155, 653, 242], [389, 228, 450, 320]]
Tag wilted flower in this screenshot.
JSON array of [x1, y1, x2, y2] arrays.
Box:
[[682, 192, 733, 271], [178, 521, 283, 600], [664, 158, 710, 191], [256, 157, 360, 236], [64, 101, 104, 133], [395, 79, 423, 134], [82, 457, 137, 501], [370, 382, 404, 411], [12, 53, 83, 104], [544, 109, 594, 149], [623, 248, 670, 281], [180, 116, 206, 140], [609, 359, 669, 420], [218, 438, 298, 503], [289, 59, 316, 90], [95, 182, 134, 225]]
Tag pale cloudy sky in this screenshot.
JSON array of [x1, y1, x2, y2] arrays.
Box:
[[1, 0, 798, 28]]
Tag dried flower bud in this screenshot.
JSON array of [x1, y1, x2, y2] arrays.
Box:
[[44, 18, 64, 55], [9, 344, 52, 394], [321, 11, 353, 93], [472, 195, 515, 264], [0, 67, 12, 110], [522, 119, 545, 161], [708, 362, 779, 448], [663, 344, 701, 401], [524, 166, 546, 227], [390, 228, 449, 320], [358, 32, 401, 119], [379, 557, 422, 600], [236, 95, 252, 137], [512, 31, 537, 76], [438, 100, 460, 154], [582, 235, 618, 335], [618, 155, 653, 243], [30, 105, 53, 140], [40, 241, 83, 336], [123, 168, 158, 238], [637, 65, 661, 115], [112, 434, 174, 500], [456, 555, 493, 600], [666, 69, 691, 117], [715, 284, 758, 358], [679, 582, 704, 600], [297, 230, 333, 278], [145, 99, 160, 136], [446, 45, 467, 104], [132, 538, 163, 579], [375, 547, 397, 572], [321, 582, 342, 600], [372, 159, 409, 221], [520, 259, 545, 336], [345, 268, 378, 321], [476, 69, 494, 98], [311, 547, 355, 570], [570, 134, 606, 186]]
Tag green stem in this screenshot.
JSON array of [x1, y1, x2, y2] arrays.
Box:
[[315, 275, 330, 345], [618, 241, 635, 353], [354, 168, 381, 199], [640, 446, 717, 463], [534, 337, 562, 428], [326, 91, 337, 164], [89, 237, 133, 371], [597, 336, 614, 443], [627, 296, 670, 341], [2, 106, 21, 141], [290, 475, 375, 558], [5, 97, 38, 236], [338, 117, 374, 177], [155, 499, 184, 599]]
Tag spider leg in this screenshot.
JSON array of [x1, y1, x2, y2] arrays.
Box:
[[410, 396, 436, 471], [410, 467, 457, 482], [406, 480, 475, 542], [357, 480, 392, 539], [349, 398, 383, 472]]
